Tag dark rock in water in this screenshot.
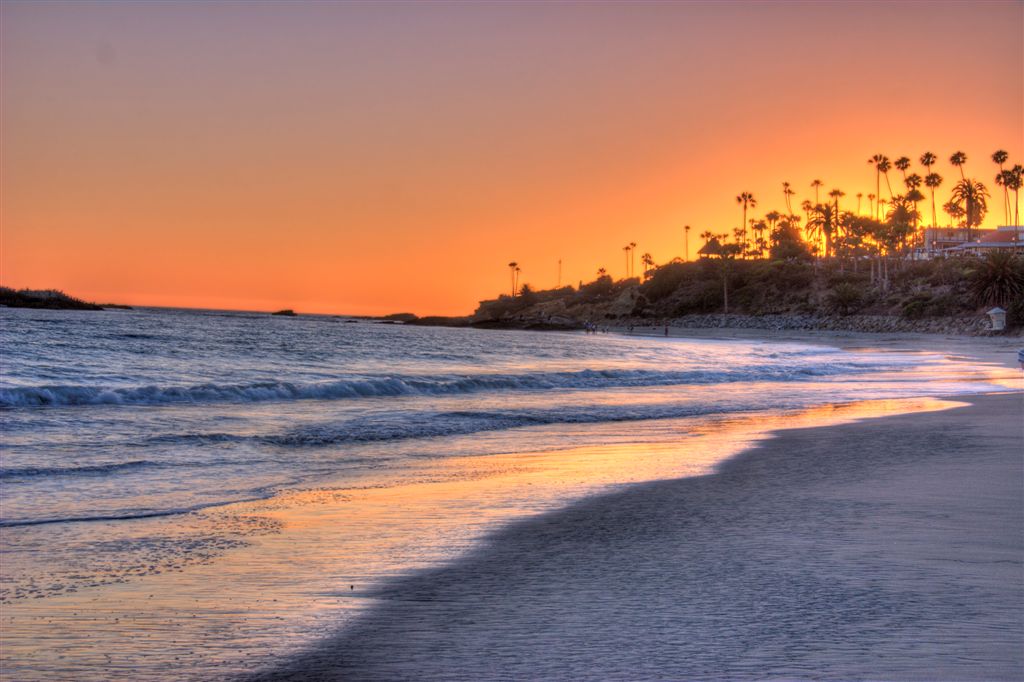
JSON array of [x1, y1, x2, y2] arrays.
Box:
[[0, 287, 104, 311], [406, 316, 472, 327], [271, 309, 297, 317], [380, 312, 418, 322]]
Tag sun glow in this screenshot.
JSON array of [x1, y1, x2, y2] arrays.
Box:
[[2, 1, 1021, 315]]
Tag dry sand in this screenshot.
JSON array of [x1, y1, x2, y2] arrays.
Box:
[[250, 390, 1023, 681]]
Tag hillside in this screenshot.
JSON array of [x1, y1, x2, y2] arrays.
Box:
[[470, 253, 1024, 335]]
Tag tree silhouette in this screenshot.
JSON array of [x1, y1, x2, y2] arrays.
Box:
[[700, 230, 714, 246], [919, 152, 937, 173], [856, 193, 863, 215], [807, 203, 837, 258], [622, 244, 632, 278], [950, 178, 989, 240], [894, 156, 911, 182], [950, 151, 967, 180], [782, 181, 795, 214], [629, 242, 637, 279], [867, 193, 876, 218], [810, 179, 823, 204], [944, 200, 966, 227], [684, 225, 692, 261], [868, 155, 890, 215], [829, 188, 845, 215], [924, 172, 943, 227], [904, 174, 923, 228], [886, 195, 919, 254], [878, 157, 893, 199], [992, 150, 1010, 224], [1007, 165, 1022, 226], [641, 252, 654, 280], [508, 261, 518, 296], [736, 192, 756, 254]]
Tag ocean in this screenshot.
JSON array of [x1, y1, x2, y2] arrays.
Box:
[[0, 306, 1015, 679]]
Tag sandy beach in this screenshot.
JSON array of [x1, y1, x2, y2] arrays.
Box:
[[252, 389, 1023, 681]]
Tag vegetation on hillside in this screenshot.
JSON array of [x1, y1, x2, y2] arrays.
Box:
[[485, 148, 1023, 331]]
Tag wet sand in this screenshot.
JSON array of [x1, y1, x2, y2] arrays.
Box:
[[251, 391, 1023, 681]]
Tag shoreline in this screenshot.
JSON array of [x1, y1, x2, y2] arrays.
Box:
[[251, 391, 1023, 680], [616, 324, 1024, 371]]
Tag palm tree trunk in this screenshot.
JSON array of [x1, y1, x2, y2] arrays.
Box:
[[742, 204, 747, 255], [875, 170, 880, 219]]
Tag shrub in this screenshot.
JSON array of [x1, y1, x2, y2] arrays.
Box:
[[824, 283, 865, 316], [969, 252, 1024, 306]]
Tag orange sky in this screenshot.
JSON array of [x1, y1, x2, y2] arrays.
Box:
[[2, 1, 1022, 315]]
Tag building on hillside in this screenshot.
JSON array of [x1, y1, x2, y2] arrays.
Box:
[[942, 225, 1023, 256], [916, 227, 996, 258]]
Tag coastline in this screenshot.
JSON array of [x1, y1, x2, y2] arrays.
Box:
[[251, 390, 1023, 681], [618, 324, 1024, 371]]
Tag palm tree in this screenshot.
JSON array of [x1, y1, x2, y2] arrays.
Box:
[[1006, 165, 1022, 226], [944, 200, 966, 227], [950, 151, 967, 180], [949, 178, 990, 240], [736, 192, 756, 254], [995, 171, 1011, 225], [886, 195, 920, 254], [894, 156, 911, 181], [684, 225, 692, 261], [878, 157, 893, 199], [597, 267, 607, 277], [807, 203, 837, 258], [828, 188, 845, 213], [904, 174, 923, 229], [641, 252, 654, 280], [700, 230, 714, 246], [810, 179, 823, 204], [622, 244, 631, 278], [867, 193, 876, 217], [919, 151, 937, 174], [868, 155, 890, 215], [924, 173, 943, 227], [856, 193, 863, 214], [801, 199, 813, 225], [993, 150, 1010, 223], [782, 182, 795, 214], [507, 261, 518, 296], [514, 266, 521, 294], [629, 242, 637, 279]]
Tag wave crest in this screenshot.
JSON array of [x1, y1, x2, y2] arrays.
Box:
[[0, 364, 861, 408]]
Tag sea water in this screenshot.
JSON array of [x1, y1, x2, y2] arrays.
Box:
[[0, 306, 1014, 679]]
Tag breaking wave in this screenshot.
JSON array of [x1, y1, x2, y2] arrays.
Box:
[[0, 364, 876, 408]]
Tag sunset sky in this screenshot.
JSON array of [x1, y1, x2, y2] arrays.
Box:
[[3, 1, 1022, 315]]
